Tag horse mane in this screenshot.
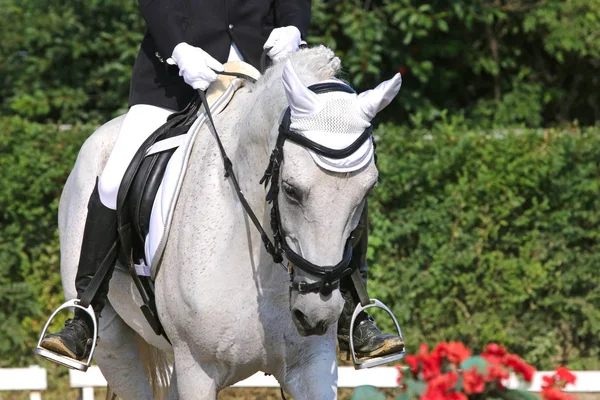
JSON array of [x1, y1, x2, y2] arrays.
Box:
[[250, 45, 343, 93]]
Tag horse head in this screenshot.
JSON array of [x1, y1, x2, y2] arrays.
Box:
[[264, 57, 402, 336]]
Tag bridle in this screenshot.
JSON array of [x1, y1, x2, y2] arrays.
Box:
[[199, 74, 374, 296]]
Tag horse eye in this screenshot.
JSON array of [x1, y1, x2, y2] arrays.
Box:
[[283, 182, 302, 202]]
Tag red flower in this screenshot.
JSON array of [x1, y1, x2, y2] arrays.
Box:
[[486, 364, 510, 383], [542, 375, 556, 389], [446, 342, 471, 363], [446, 391, 468, 400], [421, 372, 460, 400], [503, 354, 536, 382], [398, 66, 407, 75], [555, 367, 576, 385], [482, 343, 506, 365], [428, 372, 459, 393], [462, 368, 485, 394], [421, 353, 442, 381], [541, 386, 575, 400], [422, 373, 465, 400], [484, 343, 507, 357], [396, 364, 404, 385], [398, 341, 577, 400], [421, 388, 445, 400], [405, 355, 420, 375], [433, 341, 472, 365], [403, 344, 442, 381]]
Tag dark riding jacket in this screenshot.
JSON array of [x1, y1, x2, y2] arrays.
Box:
[[129, 0, 311, 111]]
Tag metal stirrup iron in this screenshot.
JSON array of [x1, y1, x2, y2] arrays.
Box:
[[35, 240, 116, 371], [34, 299, 98, 371], [348, 269, 406, 369]]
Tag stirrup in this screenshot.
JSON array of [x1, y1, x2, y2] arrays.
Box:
[[34, 299, 98, 371], [348, 298, 406, 369]]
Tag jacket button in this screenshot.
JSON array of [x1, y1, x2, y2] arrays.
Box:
[[228, 24, 234, 30]]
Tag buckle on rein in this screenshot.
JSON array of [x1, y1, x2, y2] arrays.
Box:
[[34, 299, 98, 372]]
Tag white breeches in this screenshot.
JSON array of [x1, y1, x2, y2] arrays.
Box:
[[98, 105, 174, 209]]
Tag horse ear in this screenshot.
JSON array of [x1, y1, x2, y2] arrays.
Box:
[[282, 60, 322, 117], [357, 73, 402, 121]]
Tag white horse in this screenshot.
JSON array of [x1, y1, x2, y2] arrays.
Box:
[[57, 46, 401, 399]]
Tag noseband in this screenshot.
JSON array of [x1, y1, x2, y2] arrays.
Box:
[[259, 82, 374, 295], [198, 76, 373, 296]]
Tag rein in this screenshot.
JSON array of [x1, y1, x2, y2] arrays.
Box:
[[197, 75, 285, 266], [198, 71, 374, 296]]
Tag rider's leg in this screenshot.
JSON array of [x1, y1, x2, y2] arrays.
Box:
[[98, 105, 175, 209], [40, 181, 118, 359], [337, 204, 405, 358], [40, 105, 173, 360]]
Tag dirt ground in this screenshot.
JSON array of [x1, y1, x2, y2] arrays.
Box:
[[218, 387, 399, 399], [1, 388, 599, 400], [220, 390, 600, 400]]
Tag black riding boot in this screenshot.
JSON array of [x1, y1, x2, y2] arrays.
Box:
[[40, 181, 118, 360], [337, 206, 405, 358]]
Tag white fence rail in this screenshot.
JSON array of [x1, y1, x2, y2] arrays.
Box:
[[0, 366, 47, 400], [2, 366, 600, 400]]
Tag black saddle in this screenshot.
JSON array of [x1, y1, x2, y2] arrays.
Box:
[[116, 95, 201, 269], [114, 95, 202, 338]]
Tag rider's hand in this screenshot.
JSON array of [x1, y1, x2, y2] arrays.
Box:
[[264, 26, 302, 62], [171, 42, 224, 91]]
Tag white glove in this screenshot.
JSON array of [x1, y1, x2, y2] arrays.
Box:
[[171, 42, 224, 91], [263, 26, 302, 62]]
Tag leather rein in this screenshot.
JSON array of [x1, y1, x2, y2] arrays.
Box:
[[199, 71, 374, 295]]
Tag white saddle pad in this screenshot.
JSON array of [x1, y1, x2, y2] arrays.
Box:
[[134, 62, 261, 276]]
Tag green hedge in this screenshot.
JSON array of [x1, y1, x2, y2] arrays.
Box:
[[1, 116, 599, 369], [2, 0, 599, 127], [369, 122, 600, 370], [0, 117, 93, 367]]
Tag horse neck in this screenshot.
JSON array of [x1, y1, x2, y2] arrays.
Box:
[[228, 67, 325, 268], [232, 84, 287, 191]]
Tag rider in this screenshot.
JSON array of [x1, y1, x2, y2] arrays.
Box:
[[40, 0, 403, 362]]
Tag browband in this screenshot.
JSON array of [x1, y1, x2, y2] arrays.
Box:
[[278, 109, 372, 159], [308, 81, 356, 94]]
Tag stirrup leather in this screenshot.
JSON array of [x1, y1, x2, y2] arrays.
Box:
[[35, 299, 98, 371], [348, 298, 406, 369]]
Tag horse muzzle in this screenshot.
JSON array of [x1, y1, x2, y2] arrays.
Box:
[[291, 307, 338, 337]]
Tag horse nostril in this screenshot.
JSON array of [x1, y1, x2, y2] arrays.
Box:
[[293, 309, 308, 326], [315, 321, 326, 335]]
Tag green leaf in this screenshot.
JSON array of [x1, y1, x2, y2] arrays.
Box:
[[437, 19, 449, 32], [405, 378, 427, 396], [351, 385, 386, 400], [460, 356, 488, 374], [497, 389, 539, 400]]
